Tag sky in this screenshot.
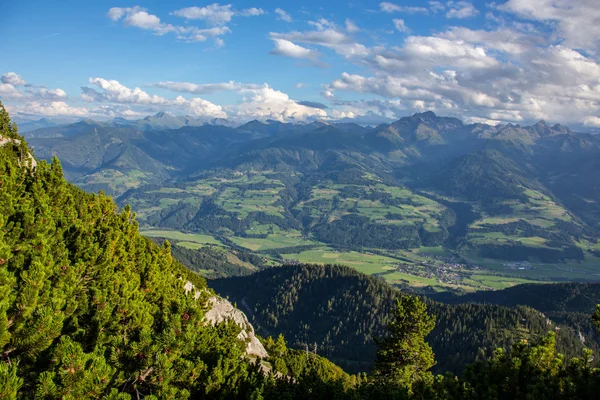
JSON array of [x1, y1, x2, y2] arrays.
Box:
[[1, 0, 600, 129]]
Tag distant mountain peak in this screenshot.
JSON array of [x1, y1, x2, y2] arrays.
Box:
[[265, 119, 284, 125], [152, 111, 174, 119], [417, 111, 437, 119], [77, 118, 98, 125]]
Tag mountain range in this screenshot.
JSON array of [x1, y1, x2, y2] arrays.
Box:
[[24, 111, 600, 291]]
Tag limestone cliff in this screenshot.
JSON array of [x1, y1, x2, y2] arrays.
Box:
[[183, 281, 268, 359]]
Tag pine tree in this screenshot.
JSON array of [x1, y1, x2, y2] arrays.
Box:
[[372, 295, 436, 392]]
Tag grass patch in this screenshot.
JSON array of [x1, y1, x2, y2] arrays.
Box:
[[280, 248, 399, 276], [141, 229, 221, 246]]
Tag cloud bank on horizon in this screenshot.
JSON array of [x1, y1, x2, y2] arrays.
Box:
[[1, 0, 600, 129]]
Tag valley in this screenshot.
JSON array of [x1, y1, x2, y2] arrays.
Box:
[[26, 112, 600, 293]]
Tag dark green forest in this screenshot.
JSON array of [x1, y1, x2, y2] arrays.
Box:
[[4, 102, 600, 399], [212, 264, 596, 374]]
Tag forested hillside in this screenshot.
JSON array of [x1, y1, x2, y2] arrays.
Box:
[[212, 264, 593, 374], [434, 283, 600, 346], [0, 103, 356, 399]]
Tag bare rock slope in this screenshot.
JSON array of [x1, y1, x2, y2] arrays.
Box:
[[183, 281, 268, 359]]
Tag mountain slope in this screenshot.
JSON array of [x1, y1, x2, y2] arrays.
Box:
[[28, 111, 600, 281], [211, 264, 591, 374], [433, 282, 600, 343], [0, 105, 274, 398]]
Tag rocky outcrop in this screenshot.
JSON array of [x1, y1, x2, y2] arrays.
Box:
[[205, 297, 269, 359], [183, 281, 268, 359], [0, 135, 37, 169]]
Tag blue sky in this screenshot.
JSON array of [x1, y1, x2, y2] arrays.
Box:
[[1, 0, 599, 129]]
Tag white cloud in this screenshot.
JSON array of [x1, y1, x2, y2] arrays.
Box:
[[36, 88, 68, 101], [497, 0, 600, 52], [108, 6, 231, 45], [240, 8, 266, 17], [125, 11, 175, 34], [0, 72, 71, 103], [328, 73, 439, 100], [440, 26, 542, 55], [393, 19, 409, 33], [108, 7, 175, 35], [81, 77, 226, 118], [107, 7, 142, 21], [10, 101, 90, 117], [171, 4, 265, 25], [275, 8, 292, 23], [464, 116, 502, 125], [380, 2, 429, 14], [429, 1, 446, 13], [0, 83, 23, 98], [180, 97, 227, 118], [446, 1, 479, 19], [402, 36, 499, 69], [270, 39, 322, 64], [151, 81, 258, 94], [177, 26, 231, 43], [583, 116, 600, 127], [345, 19, 360, 33], [171, 4, 234, 25], [214, 38, 225, 48], [231, 85, 327, 122], [1, 72, 26, 86], [82, 78, 171, 105], [149, 79, 327, 122], [270, 22, 368, 60]]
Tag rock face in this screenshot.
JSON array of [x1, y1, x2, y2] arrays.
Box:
[[205, 296, 269, 359], [0, 135, 37, 169], [183, 281, 268, 359]]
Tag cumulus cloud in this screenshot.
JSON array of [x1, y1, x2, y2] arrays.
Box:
[[275, 8, 292, 23], [497, 0, 600, 52], [0, 72, 71, 103], [171, 4, 265, 25], [231, 85, 327, 122], [82, 78, 171, 105], [177, 26, 231, 43], [446, 1, 479, 19], [171, 4, 234, 25], [9, 101, 90, 117], [270, 39, 323, 65], [440, 26, 543, 55], [583, 116, 600, 127], [35, 88, 68, 101], [81, 77, 226, 118], [1, 72, 26, 86], [345, 19, 360, 33], [108, 6, 233, 45], [429, 1, 446, 13], [318, 19, 600, 126], [393, 19, 408, 33], [108, 7, 175, 35], [401, 36, 499, 69], [0, 83, 23, 98], [239, 8, 266, 17], [380, 2, 429, 14], [149, 79, 328, 121], [269, 20, 368, 60]]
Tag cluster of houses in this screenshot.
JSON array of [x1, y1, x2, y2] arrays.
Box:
[[503, 261, 533, 270]]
